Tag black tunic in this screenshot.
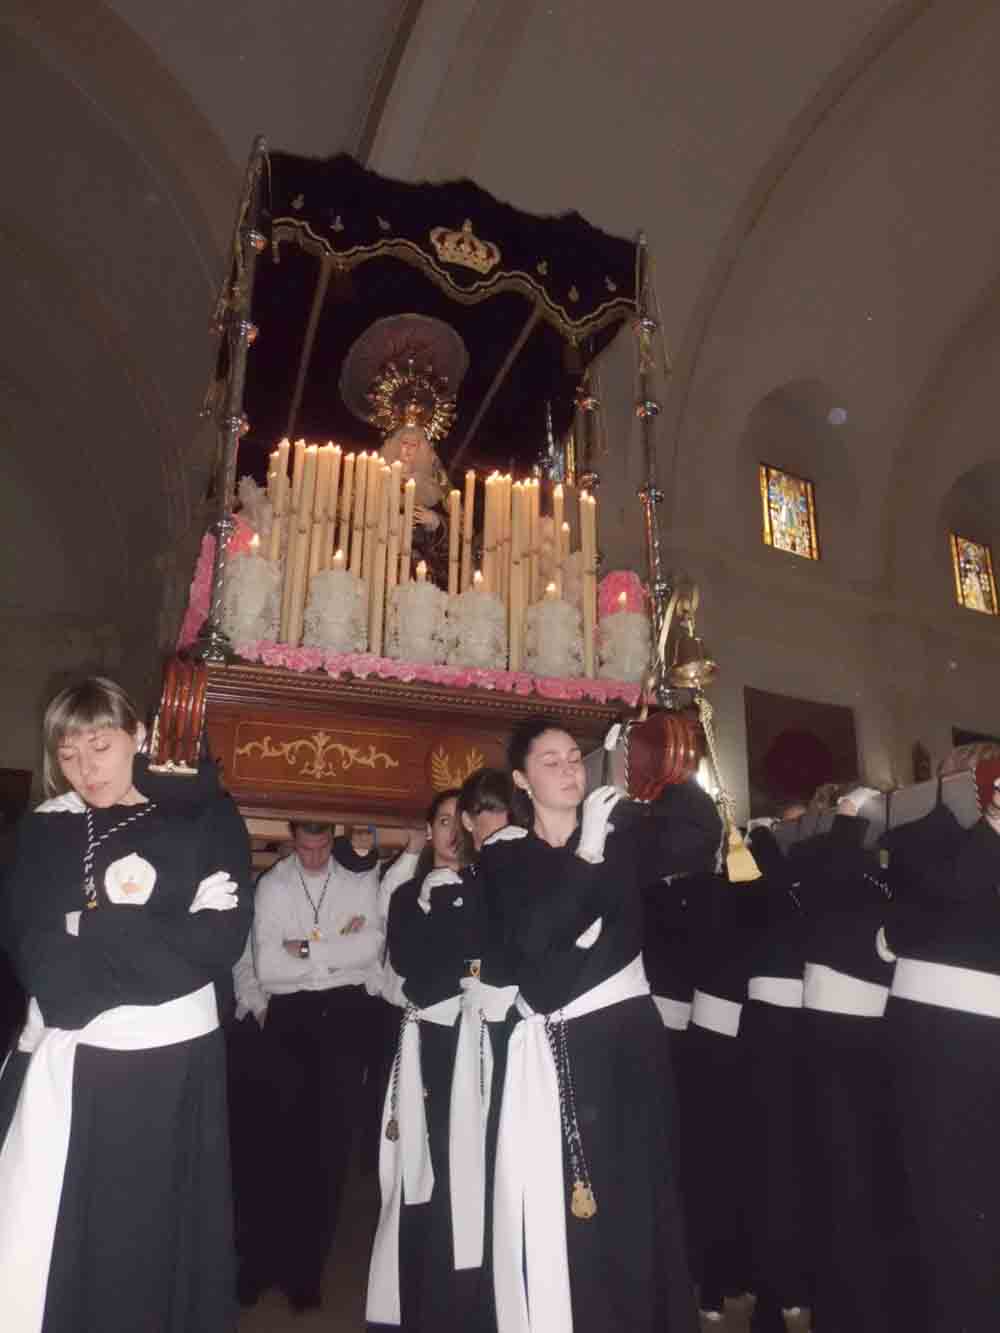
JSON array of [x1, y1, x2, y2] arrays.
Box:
[[373, 869, 486, 1333], [793, 815, 903, 1333], [881, 813, 1000, 1332], [0, 761, 252, 1333], [482, 783, 719, 1333]]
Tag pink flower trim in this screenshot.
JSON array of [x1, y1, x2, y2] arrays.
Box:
[[176, 517, 260, 650], [228, 641, 640, 705], [598, 569, 648, 619]]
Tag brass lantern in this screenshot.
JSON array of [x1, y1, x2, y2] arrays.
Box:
[[666, 598, 718, 691]]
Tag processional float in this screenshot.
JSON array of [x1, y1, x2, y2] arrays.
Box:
[[155, 137, 751, 870]]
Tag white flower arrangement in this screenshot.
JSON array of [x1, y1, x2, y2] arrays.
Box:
[[386, 579, 448, 663], [303, 568, 368, 653], [222, 550, 281, 643], [524, 595, 583, 678], [598, 609, 651, 682], [445, 583, 507, 670]]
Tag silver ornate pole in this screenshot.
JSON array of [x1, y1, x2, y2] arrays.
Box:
[[633, 233, 675, 699], [196, 135, 268, 663]]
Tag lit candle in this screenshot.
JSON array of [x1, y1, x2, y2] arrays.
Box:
[[473, 569, 484, 588], [333, 548, 346, 572], [509, 481, 524, 671], [552, 482, 565, 596], [461, 469, 476, 591], [250, 533, 260, 553], [617, 590, 628, 612], [448, 489, 461, 596], [369, 474, 391, 655], [400, 477, 416, 584], [288, 445, 318, 645], [580, 490, 597, 677], [416, 560, 428, 583], [338, 451, 355, 561], [350, 452, 368, 578], [324, 443, 342, 569], [386, 459, 403, 603], [545, 580, 558, 600], [309, 443, 334, 579]]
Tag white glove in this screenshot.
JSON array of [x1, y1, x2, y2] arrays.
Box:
[[189, 870, 239, 914], [483, 824, 528, 846], [65, 911, 81, 937], [418, 867, 462, 913], [576, 785, 624, 864], [875, 926, 897, 963]]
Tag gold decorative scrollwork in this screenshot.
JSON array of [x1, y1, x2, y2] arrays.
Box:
[[235, 730, 400, 781], [430, 745, 485, 791]]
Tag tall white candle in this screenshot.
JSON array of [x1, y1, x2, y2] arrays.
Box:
[[461, 469, 476, 592]]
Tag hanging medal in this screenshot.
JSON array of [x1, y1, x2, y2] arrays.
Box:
[[296, 861, 333, 945]]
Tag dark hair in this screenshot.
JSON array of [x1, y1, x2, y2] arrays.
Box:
[[289, 820, 333, 837], [414, 787, 462, 882], [457, 767, 514, 860], [506, 715, 576, 827]]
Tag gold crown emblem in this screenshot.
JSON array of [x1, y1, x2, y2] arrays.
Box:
[[429, 219, 501, 276]]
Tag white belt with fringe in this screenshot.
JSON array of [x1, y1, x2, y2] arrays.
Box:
[[493, 955, 650, 1333], [449, 978, 518, 1271], [0, 984, 218, 1333], [366, 992, 462, 1326]]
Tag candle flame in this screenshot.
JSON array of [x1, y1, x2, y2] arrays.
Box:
[[250, 533, 260, 551], [473, 570, 484, 586]]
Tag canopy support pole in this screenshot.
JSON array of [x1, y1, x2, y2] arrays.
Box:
[[448, 303, 542, 473], [285, 254, 335, 440]]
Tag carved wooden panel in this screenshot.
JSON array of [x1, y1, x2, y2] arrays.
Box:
[[205, 663, 620, 823]]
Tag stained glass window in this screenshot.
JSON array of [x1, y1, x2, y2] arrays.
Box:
[[759, 465, 819, 560], [950, 534, 998, 615]]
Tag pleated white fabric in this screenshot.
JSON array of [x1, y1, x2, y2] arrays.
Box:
[[449, 978, 518, 1270], [0, 984, 218, 1333], [492, 955, 650, 1333], [366, 993, 462, 1326]]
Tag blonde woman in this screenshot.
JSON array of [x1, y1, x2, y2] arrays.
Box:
[[0, 676, 251, 1333]]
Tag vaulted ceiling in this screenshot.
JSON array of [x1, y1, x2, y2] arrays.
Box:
[[2, 0, 998, 748]]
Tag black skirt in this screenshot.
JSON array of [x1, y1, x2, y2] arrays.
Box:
[[41, 1027, 235, 1333], [537, 995, 696, 1333]]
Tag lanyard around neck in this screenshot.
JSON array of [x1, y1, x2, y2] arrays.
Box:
[[296, 858, 333, 927]]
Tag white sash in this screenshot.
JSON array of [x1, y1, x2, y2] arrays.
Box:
[[652, 994, 692, 1031], [0, 984, 219, 1333], [748, 976, 804, 1009], [493, 955, 650, 1333], [891, 957, 1000, 1019], [448, 978, 518, 1271], [366, 992, 462, 1326], [803, 963, 888, 1018], [691, 988, 742, 1037]]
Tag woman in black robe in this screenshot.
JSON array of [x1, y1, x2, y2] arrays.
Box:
[[484, 716, 720, 1333], [880, 761, 1000, 1332], [367, 787, 476, 1333], [0, 676, 251, 1333]]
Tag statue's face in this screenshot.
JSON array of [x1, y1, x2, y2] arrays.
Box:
[[394, 427, 426, 469]]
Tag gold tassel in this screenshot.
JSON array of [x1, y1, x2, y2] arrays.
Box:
[[725, 825, 761, 883]]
